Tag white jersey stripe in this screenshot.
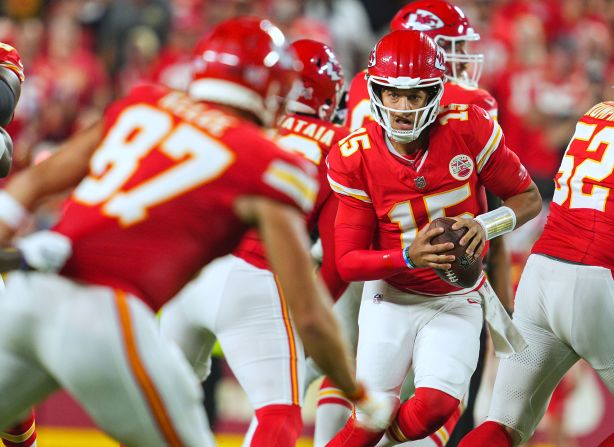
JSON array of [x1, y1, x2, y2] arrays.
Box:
[[327, 174, 372, 203], [263, 160, 319, 213], [477, 122, 502, 173]]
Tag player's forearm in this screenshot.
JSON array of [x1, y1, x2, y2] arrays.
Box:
[[501, 181, 542, 229], [5, 122, 102, 210], [337, 248, 407, 281], [254, 199, 360, 397], [292, 289, 358, 396]]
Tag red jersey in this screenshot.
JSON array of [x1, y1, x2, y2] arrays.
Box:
[[441, 81, 498, 121], [346, 72, 498, 130], [0, 42, 24, 83], [346, 70, 372, 131], [233, 114, 349, 297], [53, 85, 319, 311], [328, 104, 532, 295], [532, 102, 614, 273]]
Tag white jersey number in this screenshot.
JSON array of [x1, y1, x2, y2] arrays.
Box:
[[389, 183, 473, 249], [553, 122, 613, 211], [74, 105, 234, 225]]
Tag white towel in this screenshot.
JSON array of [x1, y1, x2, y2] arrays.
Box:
[[478, 279, 527, 358]]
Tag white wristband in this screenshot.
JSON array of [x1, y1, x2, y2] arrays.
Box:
[[0, 191, 29, 230], [474, 206, 516, 240]]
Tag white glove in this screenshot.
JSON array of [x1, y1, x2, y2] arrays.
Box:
[[15, 231, 72, 273], [354, 388, 394, 432], [310, 237, 323, 264]]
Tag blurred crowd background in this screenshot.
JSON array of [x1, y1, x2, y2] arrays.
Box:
[[2, 0, 614, 445]]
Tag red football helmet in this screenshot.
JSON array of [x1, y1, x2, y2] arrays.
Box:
[[391, 0, 484, 87], [189, 17, 301, 127], [367, 30, 446, 143], [288, 39, 344, 122]]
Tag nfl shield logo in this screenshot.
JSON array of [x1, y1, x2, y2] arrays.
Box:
[[414, 176, 426, 189]]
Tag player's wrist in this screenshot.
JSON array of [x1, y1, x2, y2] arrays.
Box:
[[474, 206, 516, 240], [402, 246, 416, 269], [0, 191, 29, 230]]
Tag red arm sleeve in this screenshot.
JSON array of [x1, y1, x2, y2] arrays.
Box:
[[317, 194, 348, 301], [335, 200, 407, 282]]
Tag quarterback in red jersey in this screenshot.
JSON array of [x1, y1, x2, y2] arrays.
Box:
[[0, 18, 384, 446], [326, 30, 541, 446], [159, 38, 356, 446], [460, 101, 614, 447]]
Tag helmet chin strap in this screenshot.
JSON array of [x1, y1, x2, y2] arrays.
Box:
[[388, 130, 419, 143]]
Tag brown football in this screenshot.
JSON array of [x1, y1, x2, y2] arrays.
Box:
[[428, 217, 482, 288]]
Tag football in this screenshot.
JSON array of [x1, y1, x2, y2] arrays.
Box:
[[428, 217, 482, 288]]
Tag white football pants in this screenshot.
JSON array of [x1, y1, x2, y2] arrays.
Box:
[[0, 271, 212, 447], [487, 254, 614, 444], [160, 255, 305, 410]]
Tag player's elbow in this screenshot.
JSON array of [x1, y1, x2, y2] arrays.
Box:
[[337, 260, 360, 283]]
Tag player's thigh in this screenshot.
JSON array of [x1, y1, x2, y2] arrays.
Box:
[[487, 261, 579, 444], [216, 258, 305, 408], [159, 259, 231, 380], [412, 295, 483, 400], [561, 262, 614, 393], [52, 289, 210, 447], [356, 281, 417, 398]]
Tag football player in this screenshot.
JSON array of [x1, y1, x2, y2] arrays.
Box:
[[317, 3, 512, 444], [459, 101, 614, 447], [159, 38, 355, 446], [0, 18, 387, 446], [0, 42, 38, 447], [325, 30, 541, 446]]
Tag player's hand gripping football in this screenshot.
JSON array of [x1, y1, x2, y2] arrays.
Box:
[[404, 223, 456, 270], [451, 217, 486, 258], [350, 384, 394, 431]]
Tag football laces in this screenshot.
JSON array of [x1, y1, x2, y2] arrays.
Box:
[[444, 269, 458, 283]]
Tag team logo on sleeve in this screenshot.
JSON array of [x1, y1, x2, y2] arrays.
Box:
[[449, 154, 474, 180]]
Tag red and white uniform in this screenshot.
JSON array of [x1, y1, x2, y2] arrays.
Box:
[[0, 84, 317, 447], [329, 105, 530, 296], [327, 105, 531, 430], [484, 102, 614, 443], [0, 42, 25, 83], [234, 113, 349, 297], [55, 85, 317, 311], [533, 103, 614, 272], [160, 113, 348, 414]]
